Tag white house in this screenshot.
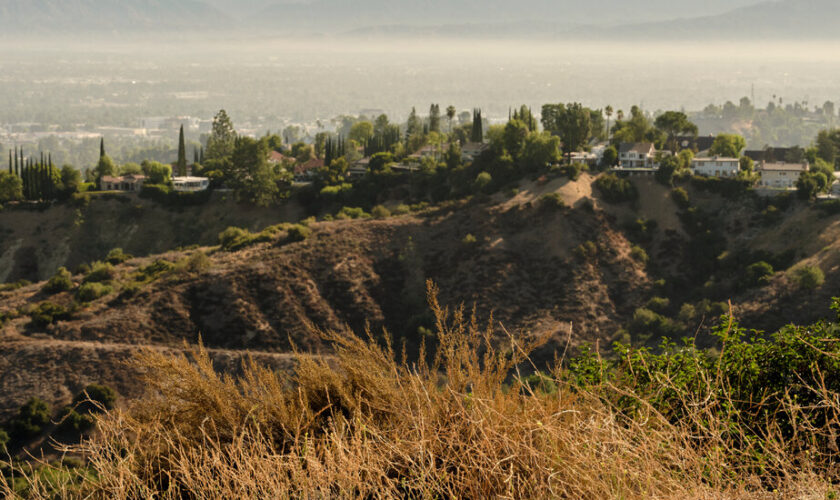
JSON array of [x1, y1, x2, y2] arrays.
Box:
[[757, 162, 809, 189], [101, 174, 146, 192], [618, 143, 657, 168], [691, 156, 740, 177], [172, 176, 210, 192]]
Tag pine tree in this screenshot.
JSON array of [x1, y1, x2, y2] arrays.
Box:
[[193, 148, 199, 165], [177, 125, 187, 177], [429, 104, 441, 133]]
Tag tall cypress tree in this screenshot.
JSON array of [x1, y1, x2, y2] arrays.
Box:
[[100, 138, 106, 159], [8, 150, 11, 174], [177, 125, 187, 176]]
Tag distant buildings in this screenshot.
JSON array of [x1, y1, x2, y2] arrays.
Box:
[[757, 161, 810, 189], [691, 156, 740, 177]]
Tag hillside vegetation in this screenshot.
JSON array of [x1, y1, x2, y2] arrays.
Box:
[[5, 285, 840, 498], [3, 173, 840, 426]]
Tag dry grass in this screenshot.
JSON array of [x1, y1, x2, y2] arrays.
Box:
[[2, 283, 836, 499]]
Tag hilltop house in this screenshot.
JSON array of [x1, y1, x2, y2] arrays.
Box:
[[101, 174, 146, 192], [757, 161, 809, 189], [294, 158, 324, 182], [172, 176, 210, 192], [349, 157, 370, 178], [691, 156, 740, 177], [618, 143, 658, 169]]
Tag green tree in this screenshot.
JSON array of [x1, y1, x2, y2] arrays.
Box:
[[142, 161, 172, 185], [709, 134, 747, 158], [176, 125, 187, 176], [654, 111, 698, 152], [206, 110, 237, 163], [796, 171, 821, 200], [348, 121, 374, 144], [0, 171, 23, 202], [429, 104, 441, 133], [59, 165, 82, 197], [520, 132, 561, 172], [503, 119, 529, 158], [229, 137, 279, 206], [10, 398, 51, 440], [446, 105, 457, 134]]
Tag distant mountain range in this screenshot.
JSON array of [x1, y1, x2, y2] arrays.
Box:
[[0, 0, 229, 32], [0, 0, 837, 39]]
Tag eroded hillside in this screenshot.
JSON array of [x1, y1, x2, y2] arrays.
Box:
[[2, 174, 840, 419]]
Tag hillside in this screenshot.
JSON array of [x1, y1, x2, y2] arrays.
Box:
[[0, 192, 303, 283], [3, 174, 840, 421]]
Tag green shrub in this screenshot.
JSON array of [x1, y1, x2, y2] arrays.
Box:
[[77, 282, 113, 302], [74, 384, 117, 412], [394, 204, 411, 215], [29, 301, 72, 328], [42, 267, 73, 294], [671, 187, 690, 209], [575, 241, 598, 260], [645, 297, 670, 315], [0, 279, 31, 292], [540, 193, 566, 209], [9, 398, 51, 441], [84, 261, 115, 283], [630, 245, 649, 264], [744, 261, 774, 288], [594, 174, 638, 203], [105, 247, 132, 265], [57, 407, 95, 434], [219, 226, 251, 251], [371, 205, 391, 219], [138, 259, 177, 281], [286, 224, 311, 243], [628, 307, 681, 339], [462, 234, 478, 246], [563, 163, 584, 181], [336, 206, 370, 220], [793, 265, 825, 290], [181, 252, 211, 274]]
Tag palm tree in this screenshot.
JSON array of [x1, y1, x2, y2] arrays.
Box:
[[605, 105, 613, 142], [446, 105, 456, 135]]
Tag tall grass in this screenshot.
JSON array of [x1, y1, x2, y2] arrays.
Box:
[[4, 283, 839, 498]]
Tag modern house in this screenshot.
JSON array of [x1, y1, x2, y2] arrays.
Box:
[[691, 156, 741, 177], [757, 161, 810, 189], [172, 176, 210, 192], [349, 157, 370, 178], [618, 143, 658, 169], [100, 174, 146, 192]]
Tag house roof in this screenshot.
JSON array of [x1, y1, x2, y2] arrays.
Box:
[[101, 175, 146, 183], [462, 142, 488, 153], [619, 142, 655, 154], [295, 158, 324, 175], [759, 162, 809, 172], [268, 151, 290, 163], [693, 156, 739, 162]]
